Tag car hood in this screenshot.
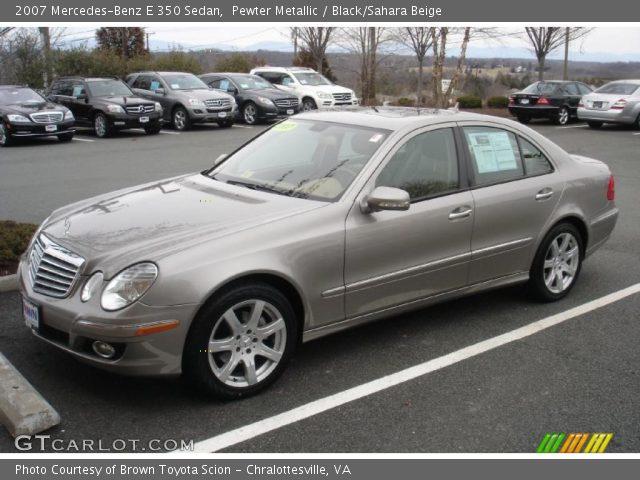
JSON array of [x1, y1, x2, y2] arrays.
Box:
[[94, 95, 155, 106], [1, 101, 68, 116], [245, 88, 298, 100], [303, 84, 354, 94], [175, 88, 233, 101], [42, 173, 325, 273]]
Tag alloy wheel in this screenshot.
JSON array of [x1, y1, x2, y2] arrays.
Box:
[[243, 103, 257, 124], [302, 99, 316, 111], [0, 124, 7, 145], [543, 232, 580, 294], [94, 115, 108, 137], [557, 107, 569, 125], [173, 109, 187, 130]]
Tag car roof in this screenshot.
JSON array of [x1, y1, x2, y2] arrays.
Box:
[[53, 77, 120, 82], [130, 71, 195, 76], [202, 72, 261, 77], [252, 66, 315, 72], [604, 79, 640, 84], [293, 107, 511, 131], [0, 85, 30, 89]]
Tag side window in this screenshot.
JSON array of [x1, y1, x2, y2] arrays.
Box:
[[219, 79, 231, 91], [577, 83, 592, 95], [463, 126, 524, 186], [257, 72, 278, 84], [281, 75, 294, 86], [564, 83, 580, 95], [376, 128, 459, 201], [519, 137, 553, 176], [149, 77, 162, 91], [71, 82, 85, 97], [52, 81, 73, 96], [206, 78, 222, 89], [132, 75, 151, 90]]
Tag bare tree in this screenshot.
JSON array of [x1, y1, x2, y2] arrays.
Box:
[[431, 27, 472, 108], [524, 27, 592, 80], [292, 27, 334, 73], [394, 27, 434, 106]]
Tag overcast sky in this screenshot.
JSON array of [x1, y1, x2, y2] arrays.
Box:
[[60, 26, 640, 62]]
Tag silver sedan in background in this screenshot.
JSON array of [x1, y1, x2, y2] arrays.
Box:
[[18, 109, 618, 399], [578, 79, 640, 128]]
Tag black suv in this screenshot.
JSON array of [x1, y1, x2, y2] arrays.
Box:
[[46, 77, 163, 137], [0, 85, 75, 147], [200, 73, 300, 125]]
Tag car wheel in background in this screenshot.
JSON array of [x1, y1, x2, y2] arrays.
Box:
[[556, 106, 570, 125], [242, 102, 258, 125], [183, 282, 298, 400], [144, 124, 162, 135], [93, 113, 112, 138], [57, 132, 74, 142], [301, 98, 317, 111], [172, 106, 191, 131], [217, 119, 234, 128], [528, 222, 583, 302], [0, 123, 14, 146], [587, 121, 603, 129], [634, 114, 640, 130], [517, 115, 531, 124]]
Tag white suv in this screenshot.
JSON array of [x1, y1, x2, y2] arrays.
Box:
[[250, 67, 359, 111]]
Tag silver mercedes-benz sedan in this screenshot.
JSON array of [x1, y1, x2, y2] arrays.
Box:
[[577, 79, 640, 129], [18, 109, 618, 399]]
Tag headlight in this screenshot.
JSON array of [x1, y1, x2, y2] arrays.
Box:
[[101, 263, 158, 311], [154, 102, 162, 112], [257, 96, 274, 106], [105, 104, 124, 113], [188, 98, 204, 107], [317, 91, 333, 100], [64, 110, 74, 120], [7, 114, 30, 122], [81, 272, 104, 302]]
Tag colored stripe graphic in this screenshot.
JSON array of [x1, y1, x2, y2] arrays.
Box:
[[538, 433, 613, 453]]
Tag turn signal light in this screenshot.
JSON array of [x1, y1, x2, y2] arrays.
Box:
[[134, 320, 180, 336]]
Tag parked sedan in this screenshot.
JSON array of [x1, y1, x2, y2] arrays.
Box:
[[200, 73, 300, 125], [0, 85, 74, 146], [19, 109, 617, 399], [509, 81, 593, 125], [578, 80, 640, 129]]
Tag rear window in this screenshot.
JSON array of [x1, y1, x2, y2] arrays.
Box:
[[522, 82, 560, 95], [595, 83, 640, 95]]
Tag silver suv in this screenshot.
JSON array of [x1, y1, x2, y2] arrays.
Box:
[[126, 71, 237, 130]]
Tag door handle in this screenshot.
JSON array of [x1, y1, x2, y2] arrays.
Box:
[[535, 188, 554, 201], [448, 206, 473, 220]]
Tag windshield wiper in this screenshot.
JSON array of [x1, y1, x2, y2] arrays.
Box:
[[226, 180, 290, 197]]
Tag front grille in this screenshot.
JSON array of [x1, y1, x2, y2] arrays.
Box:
[[274, 98, 299, 108], [204, 98, 232, 109], [332, 93, 352, 102], [30, 112, 64, 124], [125, 104, 155, 115], [28, 234, 84, 298]]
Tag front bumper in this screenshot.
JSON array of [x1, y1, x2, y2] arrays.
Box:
[[317, 99, 359, 109], [257, 103, 300, 120], [508, 105, 559, 118], [189, 106, 237, 123], [5, 119, 75, 137], [107, 111, 163, 129], [577, 107, 636, 124], [18, 259, 199, 376]]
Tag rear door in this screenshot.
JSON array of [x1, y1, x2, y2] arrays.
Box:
[[563, 83, 582, 112], [459, 123, 564, 284]]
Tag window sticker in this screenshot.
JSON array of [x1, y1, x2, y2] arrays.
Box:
[[272, 121, 297, 132], [170, 84, 180, 89], [467, 131, 518, 173], [72, 86, 83, 97], [150, 80, 160, 91]]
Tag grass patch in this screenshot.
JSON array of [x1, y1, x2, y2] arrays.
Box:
[[0, 220, 38, 276]]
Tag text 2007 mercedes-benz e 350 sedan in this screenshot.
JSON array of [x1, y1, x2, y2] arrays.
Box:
[[19, 108, 618, 399]]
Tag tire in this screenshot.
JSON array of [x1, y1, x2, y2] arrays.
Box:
[[556, 106, 570, 125], [517, 115, 531, 124], [183, 282, 298, 400], [528, 223, 583, 302], [242, 102, 258, 125], [587, 121, 603, 129], [301, 98, 317, 111], [144, 124, 162, 135], [634, 114, 640, 130], [172, 106, 191, 131], [93, 113, 112, 138], [0, 123, 14, 147], [217, 119, 234, 128], [57, 132, 74, 142]]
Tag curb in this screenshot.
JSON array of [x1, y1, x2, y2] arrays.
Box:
[[0, 274, 18, 293], [0, 352, 61, 437]]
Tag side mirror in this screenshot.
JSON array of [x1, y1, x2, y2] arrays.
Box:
[[227, 87, 238, 95], [154, 88, 166, 95], [75, 94, 87, 102], [361, 186, 410, 213], [212, 153, 228, 168]]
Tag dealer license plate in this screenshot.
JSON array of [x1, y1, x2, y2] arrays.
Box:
[[286, 109, 294, 115], [139, 116, 149, 123], [593, 101, 603, 109], [218, 112, 227, 118], [45, 124, 57, 132], [22, 298, 40, 330], [519, 98, 530, 105]]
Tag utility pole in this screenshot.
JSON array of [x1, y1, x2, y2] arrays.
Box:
[[292, 27, 298, 62], [122, 28, 129, 59], [145, 30, 155, 52], [38, 27, 52, 88], [563, 27, 570, 80]]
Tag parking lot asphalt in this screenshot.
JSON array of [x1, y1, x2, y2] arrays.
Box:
[[0, 118, 638, 453]]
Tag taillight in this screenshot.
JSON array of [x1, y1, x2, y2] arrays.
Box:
[[538, 96, 550, 105], [578, 101, 584, 108], [508, 96, 514, 105], [611, 99, 627, 110], [607, 175, 615, 201]]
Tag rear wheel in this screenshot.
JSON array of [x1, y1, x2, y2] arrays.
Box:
[[517, 115, 531, 124], [93, 113, 112, 138], [183, 283, 298, 400], [556, 106, 570, 125], [587, 121, 603, 129], [529, 223, 583, 302], [57, 132, 74, 142], [0, 123, 14, 146]]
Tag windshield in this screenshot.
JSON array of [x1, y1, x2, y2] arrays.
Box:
[[292, 72, 332, 86], [0, 88, 45, 105], [163, 74, 208, 90], [522, 82, 560, 95], [595, 83, 640, 95], [231, 75, 274, 90], [209, 119, 389, 202], [87, 80, 133, 97]]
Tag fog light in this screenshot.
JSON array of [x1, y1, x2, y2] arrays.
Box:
[[92, 341, 116, 359]]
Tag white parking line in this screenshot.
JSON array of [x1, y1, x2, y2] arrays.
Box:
[[633, 132, 640, 136], [159, 130, 181, 135], [71, 137, 95, 143], [184, 283, 640, 453], [232, 125, 253, 129], [556, 125, 589, 129]]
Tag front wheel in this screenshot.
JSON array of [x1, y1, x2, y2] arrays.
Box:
[[301, 98, 317, 111], [93, 113, 111, 138], [172, 107, 191, 131], [528, 223, 583, 302], [242, 102, 258, 125], [556, 106, 570, 125], [0, 123, 14, 146], [183, 283, 298, 400]]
